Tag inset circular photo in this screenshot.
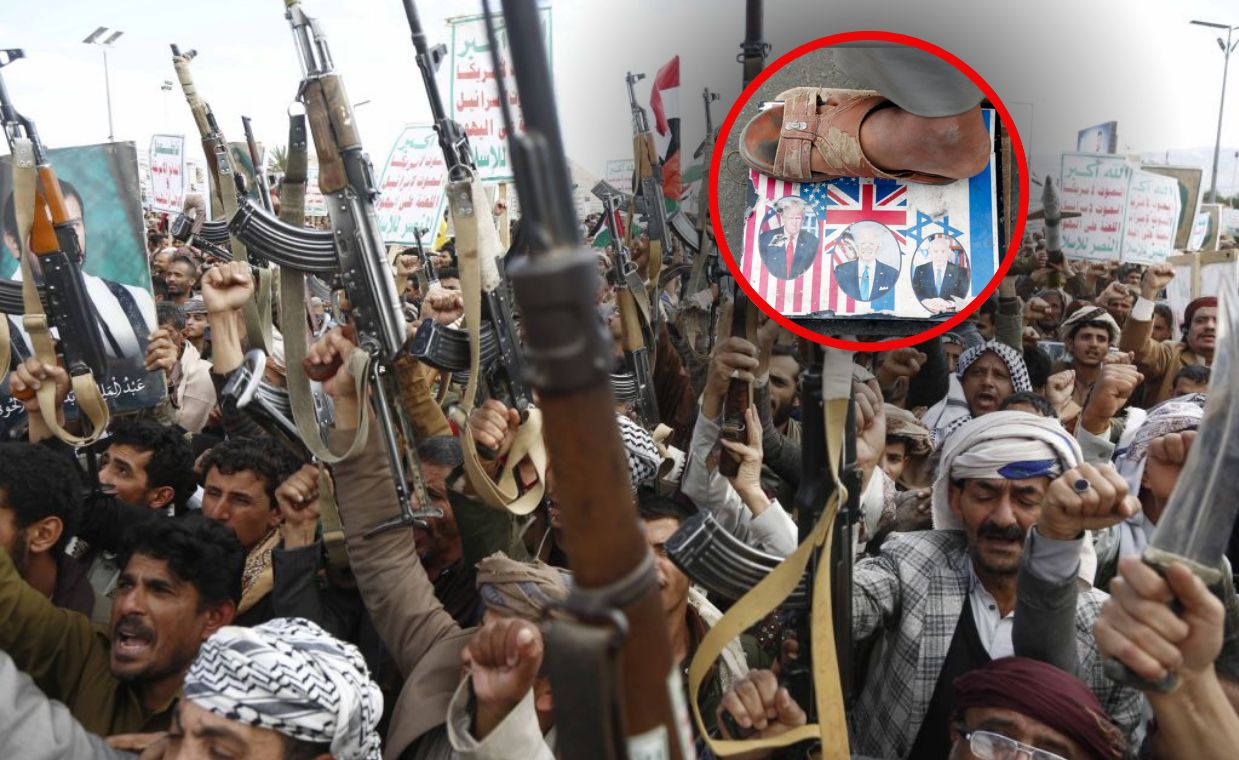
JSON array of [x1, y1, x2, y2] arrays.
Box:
[[712, 31, 1028, 351]]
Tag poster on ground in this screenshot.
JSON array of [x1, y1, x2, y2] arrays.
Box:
[[737, 111, 998, 319], [149, 134, 187, 213], [448, 7, 552, 183], [375, 125, 448, 245], [0, 142, 165, 435]]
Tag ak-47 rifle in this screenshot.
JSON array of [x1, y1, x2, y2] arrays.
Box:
[[401, 0, 528, 420], [683, 88, 721, 364], [0, 49, 110, 442], [169, 45, 272, 349], [228, 0, 438, 533], [241, 115, 273, 213], [486, 1, 689, 756], [625, 71, 673, 322], [411, 226, 436, 295], [596, 187, 659, 428], [401, 0, 542, 509]]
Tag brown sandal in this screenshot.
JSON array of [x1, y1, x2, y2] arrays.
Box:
[[739, 87, 954, 185]]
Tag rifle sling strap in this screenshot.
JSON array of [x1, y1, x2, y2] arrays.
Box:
[[279, 263, 372, 469], [448, 176, 547, 515], [12, 139, 109, 446], [688, 349, 853, 759]]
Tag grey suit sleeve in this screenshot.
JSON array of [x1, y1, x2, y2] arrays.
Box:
[[0, 651, 131, 760], [1013, 529, 1082, 676]]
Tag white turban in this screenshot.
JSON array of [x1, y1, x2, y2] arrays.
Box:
[[932, 411, 1082, 531], [185, 618, 383, 760]]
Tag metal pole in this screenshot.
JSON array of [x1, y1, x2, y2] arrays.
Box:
[[102, 48, 114, 142], [1204, 25, 1236, 203]]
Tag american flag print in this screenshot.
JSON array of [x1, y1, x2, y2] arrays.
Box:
[[738, 110, 1000, 318]]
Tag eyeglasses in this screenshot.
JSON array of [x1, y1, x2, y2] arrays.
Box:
[[958, 726, 1069, 760]]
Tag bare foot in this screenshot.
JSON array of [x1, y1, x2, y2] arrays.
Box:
[[853, 105, 991, 180]]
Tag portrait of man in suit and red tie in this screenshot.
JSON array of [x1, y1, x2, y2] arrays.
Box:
[[911, 233, 971, 313], [757, 196, 820, 280]]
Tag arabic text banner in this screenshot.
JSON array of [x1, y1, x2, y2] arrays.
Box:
[[448, 8, 551, 183], [149, 134, 186, 213], [376, 125, 448, 245], [1058, 153, 1180, 264]]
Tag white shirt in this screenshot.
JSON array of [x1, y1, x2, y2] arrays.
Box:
[[968, 529, 1082, 659], [7, 270, 156, 359]]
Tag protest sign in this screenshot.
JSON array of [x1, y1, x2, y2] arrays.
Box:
[[304, 165, 327, 218], [1143, 165, 1203, 249], [149, 134, 186, 213], [1120, 170, 1179, 265], [448, 7, 551, 183], [738, 110, 998, 319], [1058, 153, 1130, 261], [0, 142, 164, 436], [375, 125, 447, 244]]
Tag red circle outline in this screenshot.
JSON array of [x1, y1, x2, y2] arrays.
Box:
[[710, 30, 1030, 351]]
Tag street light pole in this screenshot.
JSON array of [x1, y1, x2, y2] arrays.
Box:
[[1192, 20, 1238, 203], [83, 26, 124, 143]]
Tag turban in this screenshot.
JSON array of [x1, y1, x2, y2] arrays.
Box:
[[185, 618, 383, 760], [932, 411, 1081, 531], [1113, 393, 1205, 497], [956, 340, 1032, 395], [476, 551, 569, 621], [884, 405, 932, 456], [953, 657, 1125, 760], [183, 297, 207, 316], [1184, 296, 1217, 329], [617, 414, 661, 492], [1059, 306, 1120, 343]]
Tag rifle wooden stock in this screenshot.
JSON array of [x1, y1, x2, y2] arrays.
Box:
[[616, 288, 645, 354], [497, 0, 687, 752], [302, 77, 350, 194], [29, 166, 68, 254], [719, 289, 756, 478]]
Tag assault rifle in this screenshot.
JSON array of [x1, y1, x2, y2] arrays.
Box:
[[228, 0, 438, 532], [241, 115, 274, 213], [401, 0, 531, 428], [488, 1, 689, 756], [625, 70, 673, 309], [683, 88, 721, 364], [0, 49, 110, 440], [170, 212, 233, 261], [411, 227, 436, 294], [596, 186, 659, 428]]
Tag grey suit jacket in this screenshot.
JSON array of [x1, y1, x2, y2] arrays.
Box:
[[849, 530, 1143, 759]]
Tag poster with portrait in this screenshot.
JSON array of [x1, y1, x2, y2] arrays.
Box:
[[738, 110, 998, 319], [0, 141, 164, 436], [1142, 165, 1203, 250], [1076, 121, 1117, 154]]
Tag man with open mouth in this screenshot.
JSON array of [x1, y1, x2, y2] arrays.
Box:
[[0, 513, 242, 736]]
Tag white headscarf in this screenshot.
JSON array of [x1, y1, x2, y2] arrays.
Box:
[[185, 618, 383, 760], [932, 411, 1083, 531]]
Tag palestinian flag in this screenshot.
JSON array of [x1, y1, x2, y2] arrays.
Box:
[[650, 55, 681, 202]]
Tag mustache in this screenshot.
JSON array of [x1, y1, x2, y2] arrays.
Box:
[[977, 522, 1025, 541], [114, 614, 155, 640]]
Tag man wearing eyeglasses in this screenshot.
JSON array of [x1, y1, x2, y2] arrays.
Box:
[[950, 657, 1126, 760]]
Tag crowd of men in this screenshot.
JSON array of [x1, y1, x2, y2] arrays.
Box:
[[0, 197, 1237, 760]]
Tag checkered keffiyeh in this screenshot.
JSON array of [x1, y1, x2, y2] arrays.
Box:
[[617, 414, 660, 491], [955, 340, 1032, 394], [185, 618, 383, 760], [1059, 305, 1120, 343], [1113, 394, 1205, 496]]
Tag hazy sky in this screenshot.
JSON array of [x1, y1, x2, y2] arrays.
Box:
[[1, 0, 1236, 191]]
